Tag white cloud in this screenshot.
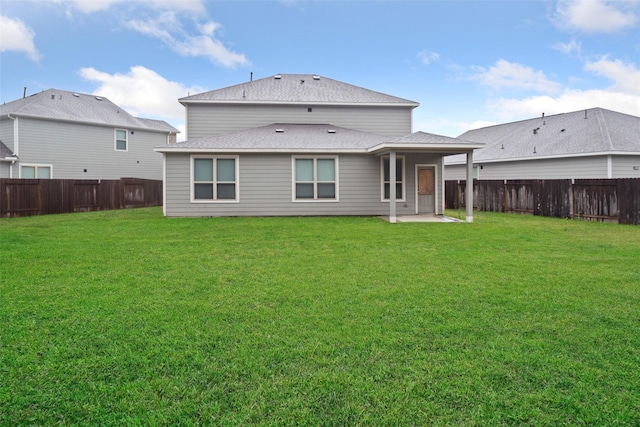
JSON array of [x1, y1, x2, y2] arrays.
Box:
[[0, 15, 42, 62], [555, 0, 638, 32], [417, 50, 440, 66], [79, 65, 205, 140], [585, 57, 640, 95], [126, 12, 249, 68], [53, 0, 205, 14], [552, 39, 582, 55], [472, 59, 562, 94]]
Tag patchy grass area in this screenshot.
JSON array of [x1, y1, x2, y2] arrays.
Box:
[[1, 208, 639, 425]]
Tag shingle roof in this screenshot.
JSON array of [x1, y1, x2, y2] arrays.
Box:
[[1, 89, 179, 133], [0, 140, 16, 160], [446, 107, 640, 164], [157, 124, 389, 152], [156, 124, 481, 154], [179, 74, 419, 106]]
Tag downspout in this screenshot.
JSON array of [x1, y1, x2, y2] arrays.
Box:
[[466, 151, 474, 223], [8, 114, 18, 178]]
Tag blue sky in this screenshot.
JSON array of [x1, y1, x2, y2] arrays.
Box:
[[1, 0, 639, 140]]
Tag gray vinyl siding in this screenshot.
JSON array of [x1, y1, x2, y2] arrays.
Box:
[[164, 152, 442, 217], [0, 118, 15, 151], [186, 104, 413, 139], [0, 162, 9, 178], [16, 117, 165, 179], [611, 155, 640, 178], [445, 156, 609, 180]]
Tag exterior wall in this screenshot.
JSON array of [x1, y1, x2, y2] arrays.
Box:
[[0, 118, 14, 151], [186, 104, 413, 139], [445, 156, 609, 180], [612, 155, 640, 178], [0, 162, 10, 178], [164, 152, 442, 217], [16, 117, 166, 179]]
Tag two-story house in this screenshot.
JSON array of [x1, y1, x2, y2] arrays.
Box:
[[0, 89, 178, 180], [155, 74, 481, 222]]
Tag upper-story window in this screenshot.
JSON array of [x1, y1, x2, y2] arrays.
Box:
[[115, 129, 128, 151]]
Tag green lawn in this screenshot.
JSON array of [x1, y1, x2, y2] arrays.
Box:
[[1, 208, 639, 425]]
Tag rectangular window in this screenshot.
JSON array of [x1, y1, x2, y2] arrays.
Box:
[[381, 156, 405, 201], [293, 157, 338, 201], [192, 156, 238, 202], [21, 164, 51, 179], [115, 129, 128, 151]]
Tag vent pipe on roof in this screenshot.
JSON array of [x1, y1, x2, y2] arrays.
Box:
[[585, 110, 588, 119], [23, 87, 26, 98], [250, 72, 253, 81], [542, 112, 545, 118]]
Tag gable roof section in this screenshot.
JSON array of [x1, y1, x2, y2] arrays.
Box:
[[1, 89, 179, 134], [155, 124, 481, 155], [0, 140, 17, 161], [156, 124, 389, 153], [446, 107, 640, 164], [179, 74, 419, 107]]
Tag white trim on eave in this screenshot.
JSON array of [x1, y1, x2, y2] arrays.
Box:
[[154, 147, 370, 154], [8, 113, 178, 134], [179, 99, 420, 108], [445, 151, 640, 165]]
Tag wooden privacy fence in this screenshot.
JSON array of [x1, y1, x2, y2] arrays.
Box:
[[0, 178, 162, 218], [445, 179, 640, 225]]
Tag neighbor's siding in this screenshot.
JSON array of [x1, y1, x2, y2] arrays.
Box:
[[612, 155, 640, 178], [0, 163, 9, 178], [186, 104, 413, 139], [0, 118, 14, 151], [16, 117, 165, 180], [164, 152, 442, 217], [445, 156, 609, 180]]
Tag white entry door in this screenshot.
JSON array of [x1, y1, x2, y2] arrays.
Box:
[[417, 168, 435, 214]]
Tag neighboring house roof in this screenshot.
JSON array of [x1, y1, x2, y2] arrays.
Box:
[[0, 140, 17, 161], [1, 89, 179, 134], [446, 107, 640, 164], [155, 124, 481, 154], [179, 74, 420, 107]]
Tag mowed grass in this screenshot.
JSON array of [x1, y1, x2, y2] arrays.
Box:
[[1, 208, 639, 425]]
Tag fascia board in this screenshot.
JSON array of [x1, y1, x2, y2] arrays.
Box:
[[446, 151, 640, 165], [154, 147, 369, 154], [367, 143, 483, 154], [179, 99, 419, 108], [9, 113, 177, 134]]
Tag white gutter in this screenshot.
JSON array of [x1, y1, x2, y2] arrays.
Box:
[[445, 151, 640, 165], [7, 114, 18, 156], [179, 99, 420, 108]]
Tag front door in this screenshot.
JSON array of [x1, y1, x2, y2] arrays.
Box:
[[417, 168, 435, 214]]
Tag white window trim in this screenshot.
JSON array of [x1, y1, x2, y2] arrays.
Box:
[[20, 163, 53, 179], [115, 129, 128, 152], [190, 155, 240, 203], [292, 155, 339, 202], [380, 155, 406, 202]]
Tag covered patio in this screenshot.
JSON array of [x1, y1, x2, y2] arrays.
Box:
[[368, 132, 483, 223]]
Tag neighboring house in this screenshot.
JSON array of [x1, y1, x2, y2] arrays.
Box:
[[156, 74, 481, 221], [0, 140, 18, 179], [446, 107, 640, 180], [0, 89, 179, 180]]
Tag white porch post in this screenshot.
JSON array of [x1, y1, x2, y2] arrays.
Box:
[[389, 151, 397, 223], [465, 150, 474, 223]]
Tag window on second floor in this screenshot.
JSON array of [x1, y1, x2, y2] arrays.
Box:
[[115, 129, 128, 151]]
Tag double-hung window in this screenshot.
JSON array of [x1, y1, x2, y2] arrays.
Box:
[[293, 156, 338, 201], [381, 156, 405, 201], [115, 129, 128, 151], [192, 156, 238, 202]]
